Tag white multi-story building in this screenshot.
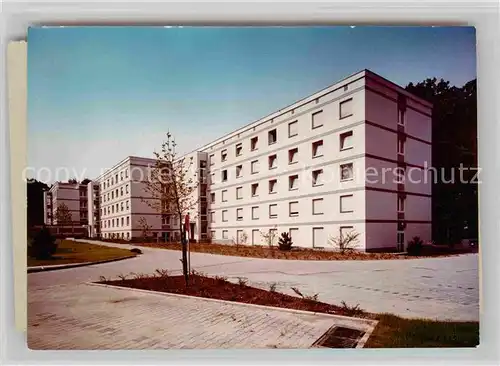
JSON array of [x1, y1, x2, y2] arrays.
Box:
[[82, 69, 432, 251], [43, 182, 89, 226], [197, 69, 432, 251]]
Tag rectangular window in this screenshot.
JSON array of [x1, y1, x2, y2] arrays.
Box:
[[210, 192, 215, 203], [126, 216, 130, 226], [312, 198, 324, 215], [398, 109, 406, 126], [340, 226, 355, 240], [397, 231, 405, 251], [222, 230, 229, 239], [236, 143, 243, 156], [126, 184, 129, 194], [289, 228, 298, 242], [313, 227, 326, 248], [269, 204, 278, 219], [236, 208, 243, 221], [237, 230, 244, 244], [289, 201, 299, 217], [236, 165, 243, 178], [288, 120, 298, 137], [251, 183, 259, 197], [126, 200, 129, 210], [340, 131, 353, 151], [289, 175, 299, 190], [398, 196, 406, 213], [222, 210, 228, 222], [210, 211, 215, 223], [396, 167, 405, 184], [120, 172, 123, 181], [112, 206, 114, 214], [236, 186, 243, 200], [121, 217, 124, 227], [311, 110, 324, 129], [269, 179, 277, 194], [268, 154, 277, 169], [222, 170, 228, 182], [339, 98, 353, 119], [288, 148, 298, 164], [211, 230, 216, 240], [125, 169, 128, 178], [252, 229, 260, 245], [340, 163, 354, 181], [268, 129, 277, 145], [120, 187, 123, 196], [398, 136, 405, 155], [221, 149, 228, 162], [312, 140, 324, 158], [210, 173, 215, 185], [251, 136, 258, 151], [222, 190, 228, 202], [251, 160, 259, 174], [340, 194, 354, 213], [209, 154, 215, 166], [121, 202, 124, 211], [115, 174, 118, 183], [252, 206, 259, 220], [312, 169, 324, 186]]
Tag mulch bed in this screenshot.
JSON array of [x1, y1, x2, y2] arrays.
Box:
[[100, 274, 365, 318], [119, 241, 472, 261]]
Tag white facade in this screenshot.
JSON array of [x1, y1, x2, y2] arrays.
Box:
[[43, 182, 88, 226]]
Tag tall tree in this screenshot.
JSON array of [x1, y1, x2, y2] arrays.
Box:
[[27, 178, 49, 228], [81, 178, 92, 185], [143, 132, 198, 284], [55, 202, 72, 225], [406, 78, 478, 244]]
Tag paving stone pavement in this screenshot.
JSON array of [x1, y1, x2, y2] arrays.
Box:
[[28, 282, 376, 350], [28, 240, 479, 321]]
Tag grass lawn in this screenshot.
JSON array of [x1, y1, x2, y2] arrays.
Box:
[[28, 239, 137, 267], [99, 272, 479, 348], [114, 241, 471, 261]]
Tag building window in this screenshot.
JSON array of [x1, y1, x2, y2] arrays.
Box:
[[289, 175, 299, 190], [398, 108, 406, 126], [251, 183, 259, 197], [210, 211, 215, 223], [397, 231, 405, 251], [289, 201, 299, 217], [120, 187, 123, 196], [396, 167, 405, 184], [125, 169, 129, 178], [126, 200, 129, 210], [312, 169, 324, 186], [398, 196, 406, 213], [269, 179, 278, 194], [121, 217, 124, 227], [268, 154, 277, 169], [210, 173, 215, 185], [112, 206, 115, 214], [339, 98, 353, 119], [121, 202, 124, 211], [221, 149, 228, 162], [288, 148, 298, 164], [251, 160, 259, 174], [222, 230, 229, 239], [210, 192, 215, 203], [236, 208, 243, 221], [222, 210, 228, 222], [236, 143, 243, 157], [126, 216, 129, 226], [115, 174, 118, 183], [251, 136, 258, 151], [312, 198, 324, 215], [222, 169, 228, 182], [252, 229, 260, 245], [340, 226, 355, 240], [126, 184, 129, 194], [288, 120, 298, 137], [120, 172, 123, 181], [210, 230, 216, 239], [398, 136, 405, 155], [289, 228, 299, 242], [312, 140, 324, 158], [340, 163, 354, 181], [313, 227, 326, 248], [252, 206, 259, 220], [312, 110, 324, 129], [340, 194, 354, 213], [269, 204, 278, 219], [268, 129, 277, 145], [340, 131, 353, 151], [116, 189, 118, 197], [111, 191, 114, 199], [236, 165, 243, 178], [209, 154, 215, 166], [222, 190, 228, 202], [236, 186, 243, 200]]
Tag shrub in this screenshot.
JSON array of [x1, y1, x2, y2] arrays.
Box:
[[407, 236, 424, 256], [329, 230, 360, 254], [130, 248, 143, 254], [278, 232, 293, 251], [29, 226, 58, 259]]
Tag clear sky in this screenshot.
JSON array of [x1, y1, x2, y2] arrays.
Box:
[[27, 26, 476, 183]]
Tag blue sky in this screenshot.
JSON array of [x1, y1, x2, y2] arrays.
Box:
[[27, 26, 476, 183]]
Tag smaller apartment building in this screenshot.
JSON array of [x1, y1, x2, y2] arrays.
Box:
[[43, 182, 89, 226]]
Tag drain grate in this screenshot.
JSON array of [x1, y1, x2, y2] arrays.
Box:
[[313, 326, 366, 348]]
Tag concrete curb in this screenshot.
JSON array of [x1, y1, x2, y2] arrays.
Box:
[[86, 281, 378, 348], [27, 255, 137, 273]]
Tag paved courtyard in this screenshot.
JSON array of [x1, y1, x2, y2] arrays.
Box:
[[29, 240, 480, 322]]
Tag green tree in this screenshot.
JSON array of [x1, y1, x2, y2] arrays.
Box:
[[29, 225, 58, 259], [55, 202, 72, 225], [27, 178, 49, 228]]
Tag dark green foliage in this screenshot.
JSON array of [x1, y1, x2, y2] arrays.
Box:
[[130, 248, 143, 254], [407, 236, 424, 256], [27, 178, 49, 228], [29, 226, 58, 259], [278, 232, 293, 251]]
